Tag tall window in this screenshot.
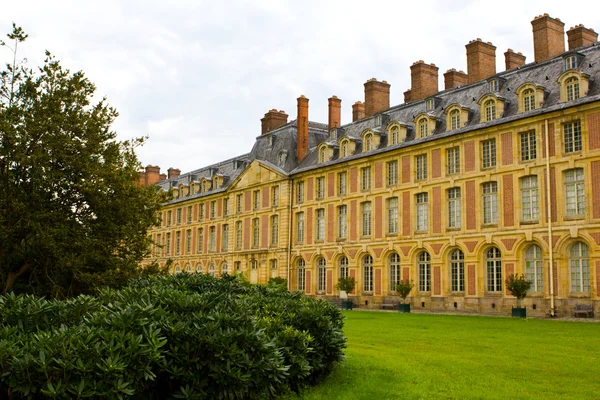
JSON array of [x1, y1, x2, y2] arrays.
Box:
[[447, 187, 461, 228], [520, 131, 537, 161], [416, 154, 428, 180], [316, 177, 325, 199], [387, 160, 398, 186], [338, 205, 347, 239], [187, 206, 192, 224], [564, 168, 585, 216], [253, 191, 260, 210], [450, 109, 460, 130], [483, 182, 498, 224], [339, 257, 349, 279], [563, 120, 582, 153], [447, 147, 460, 175], [296, 181, 304, 204], [197, 228, 203, 254], [338, 172, 347, 196], [570, 242, 590, 293], [416, 193, 428, 231], [297, 259, 306, 291], [484, 99, 496, 121], [236, 194, 242, 214], [223, 198, 229, 217], [418, 252, 431, 292], [364, 133, 372, 151], [233, 261, 240, 272], [318, 147, 326, 163], [390, 126, 400, 145], [317, 258, 327, 292], [363, 255, 374, 292], [525, 245, 543, 292], [165, 232, 171, 255], [272, 186, 279, 207], [521, 176, 539, 221], [387, 197, 399, 234], [450, 249, 465, 292], [208, 227, 216, 251], [235, 221, 242, 249], [186, 229, 192, 254], [486, 247, 502, 292], [210, 201, 216, 219], [566, 77, 580, 101], [341, 141, 348, 158], [316, 208, 325, 241], [419, 118, 428, 138], [565, 55, 578, 70], [155, 234, 161, 257], [362, 202, 372, 236], [175, 231, 181, 255], [361, 166, 371, 191], [389, 253, 401, 290], [270, 215, 279, 246], [197, 263, 203, 273], [167, 210, 173, 226], [221, 262, 228, 275], [176, 208, 182, 225], [523, 88, 535, 112], [296, 212, 305, 243], [221, 224, 229, 251], [482, 139, 496, 168], [270, 259, 277, 271], [252, 218, 259, 248]]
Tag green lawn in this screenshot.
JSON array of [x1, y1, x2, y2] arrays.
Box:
[[291, 311, 600, 400]]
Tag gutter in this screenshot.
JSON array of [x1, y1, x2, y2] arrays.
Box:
[[545, 119, 556, 317], [287, 178, 294, 291]]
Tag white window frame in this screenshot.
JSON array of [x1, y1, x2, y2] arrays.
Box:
[[387, 160, 398, 186], [525, 245, 543, 293], [450, 249, 465, 292], [296, 212, 305, 243], [447, 187, 461, 228], [416, 154, 428, 180], [389, 253, 401, 290], [361, 202, 372, 237], [483, 182, 498, 224], [316, 208, 325, 241], [363, 255, 374, 292], [482, 139, 496, 169], [521, 176, 539, 221], [486, 247, 502, 292], [564, 168, 585, 216], [418, 252, 431, 292], [338, 205, 347, 239], [570, 242, 590, 293], [361, 166, 371, 191], [520, 131, 537, 161], [563, 120, 582, 153], [387, 197, 399, 234], [317, 258, 327, 292], [447, 147, 460, 175], [416, 192, 428, 231]]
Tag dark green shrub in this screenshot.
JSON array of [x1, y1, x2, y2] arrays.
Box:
[[392, 280, 415, 304], [0, 273, 345, 399], [505, 273, 533, 307]]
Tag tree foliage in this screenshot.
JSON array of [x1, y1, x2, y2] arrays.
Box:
[[0, 24, 167, 297]]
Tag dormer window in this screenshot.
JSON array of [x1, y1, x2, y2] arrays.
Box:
[[444, 104, 470, 132], [565, 55, 578, 70], [278, 151, 287, 166], [515, 83, 545, 113], [374, 115, 382, 126], [341, 141, 348, 157], [318, 147, 326, 163], [523, 89, 535, 111], [557, 71, 589, 103], [450, 109, 460, 130], [484, 99, 496, 121], [418, 118, 428, 138], [364, 133, 372, 151], [478, 94, 505, 123], [566, 77, 580, 101], [489, 79, 498, 93], [390, 126, 400, 145], [426, 98, 434, 111], [386, 122, 409, 146], [330, 128, 337, 140]]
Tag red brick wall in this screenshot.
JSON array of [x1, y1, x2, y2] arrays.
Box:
[[243, 218, 250, 249], [350, 167, 358, 193], [182, 207, 187, 224], [349, 269, 356, 294], [305, 270, 311, 294], [206, 203, 210, 219], [433, 266, 441, 295], [466, 180, 476, 230], [375, 162, 383, 189], [542, 123, 556, 157], [350, 200, 357, 240], [375, 196, 383, 239], [262, 187, 269, 208], [592, 161, 600, 219], [327, 270, 333, 294], [468, 264, 476, 295], [588, 112, 600, 150], [327, 172, 335, 197], [307, 177, 314, 202], [402, 156, 410, 183], [505, 263, 514, 295], [217, 199, 222, 217], [596, 261, 600, 297], [403, 267, 409, 282], [216, 223, 221, 252], [464, 141, 475, 172], [192, 228, 196, 254], [501, 132, 513, 166], [327, 204, 334, 241], [375, 268, 382, 295], [544, 167, 557, 222], [402, 191, 411, 236], [432, 186, 441, 233], [244, 191, 251, 212], [193, 205, 198, 221], [552, 261, 558, 295], [261, 215, 268, 248], [306, 207, 313, 244], [502, 174, 514, 227], [431, 149, 441, 178]]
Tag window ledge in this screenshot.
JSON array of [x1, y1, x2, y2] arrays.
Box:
[[484, 292, 503, 297], [414, 230, 429, 235], [481, 223, 498, 229], [569, 292, 591, 298], [386, 232, 399, 237], [446, 227, 461, 232], [450, 292, 465, 296], [563, 215, 585, 221]]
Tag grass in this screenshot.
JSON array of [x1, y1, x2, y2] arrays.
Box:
[[291, 311, 600, 400]]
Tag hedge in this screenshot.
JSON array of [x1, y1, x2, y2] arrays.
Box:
[[0, 273, 346, 399]]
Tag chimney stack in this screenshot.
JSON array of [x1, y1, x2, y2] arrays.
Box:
[[403, 89, 412, 103], [504, 49, 526, 70], [261, 109, 288, 134], [167, 167, 181, 179], [352, 101, 365, 121], [466, 39, 497, 84], [145, 165, 161, 185], [443, 69, 468, 90], [296, 95, 309, 161], [364, 78, 390, 117], [328, 96, 342, 135], [567, 24, 598, 50], [410, 61, 439, 101], [531, 14, 565, 63]]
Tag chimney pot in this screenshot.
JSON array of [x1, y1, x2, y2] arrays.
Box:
[[261, 109, 288, 134], [444, 69, 469, 90], [328, 95, 342, 135], [567, 24, 598, 50], [296, 95, 309, 161], [466, 39, 496, 84], [531, 14, 566, 63], [505, 48, 527, 70], [363, 79, 391, 117], [410, 61, 439, 101], [167, 167, 181, 179], [352, 101, 366, 121]]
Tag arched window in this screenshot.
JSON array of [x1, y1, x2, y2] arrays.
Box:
[[570, 242, 590, 293], [196, 263, 203, 273], [363, 255, 374, 292], [389, 253, 401, 290], [486, 247, 502, 292], [390, 126, 400, 145], [317, 257, 327, 292], [297, 258, 306, 291], [418, 252, 431, 292], [523, 88, 536, 112], [175, 264, 181, 274], [221, 262, 228, 275], [339, 256, 349, 279], [450, 109, 460, 130], [525, 245, 543, 292], [484, 100, 496, 121], [566, 77, 580, 101], [209, 262, 215, 276], [341, 141, 348, 158], [364, 134, 372, 152], [419, 118, 428, 138], [185, 264, 191, 273], [319, 147, 326, 163], [450, 249, 465, 292]]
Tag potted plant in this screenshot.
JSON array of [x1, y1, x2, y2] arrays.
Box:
[[505, 273, 532, 318], [336, 276, 356, 310], [393, 280, 414, 313]]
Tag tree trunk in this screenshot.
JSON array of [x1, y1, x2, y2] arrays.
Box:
[[3, 262, 32, 295]]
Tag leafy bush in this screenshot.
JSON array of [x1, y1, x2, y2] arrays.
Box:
[[336, 277, 356, 294], [392, 280, 415, 304], [505, 273, 533, 307], [0, 273, 346, 399]]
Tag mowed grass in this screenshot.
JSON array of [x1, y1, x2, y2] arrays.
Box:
[[291, 311, 600, 400]]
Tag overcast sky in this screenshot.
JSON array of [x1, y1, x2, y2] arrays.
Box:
[[3, 1, 599, 173]]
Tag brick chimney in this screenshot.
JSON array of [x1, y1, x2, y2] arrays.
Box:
[[410, 61, 439, 101], [403, 89, 412, 103], [261, 109, 288, 134], [443, 69, 468, 90], [352, 101, 365, 121], [364, 78, 390, 117], [466, 39, 497, 84], [531, 14, 565, 63], [328, 96, 342, 135], [567, 24, 598, 50], [504, 49, 526, 70], [297, 95, 309, 161], [145, 165, 161, 185], [167, 167, 181, 179], [159, 173, 167, 181]]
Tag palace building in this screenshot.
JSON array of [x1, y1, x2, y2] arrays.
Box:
[[141, 14, 600, 317]]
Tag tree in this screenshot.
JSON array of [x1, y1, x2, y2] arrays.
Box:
[[505, 274, 532, 308], [0, 25, 167, 298]]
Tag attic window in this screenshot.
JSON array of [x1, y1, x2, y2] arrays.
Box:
[[565, 55, 577, 70], [489, 79, 498, 93], [374, 115, 382, 126], [330, 128, 337, 140], [278, 151, 287, 166], [426, 98, 434, 111]]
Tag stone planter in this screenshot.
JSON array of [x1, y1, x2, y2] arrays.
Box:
[[398, 303, 411, 313], [512, 306, 526, 318], [342, 300, 353, 310]]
